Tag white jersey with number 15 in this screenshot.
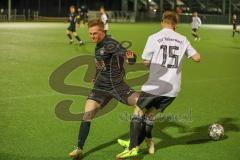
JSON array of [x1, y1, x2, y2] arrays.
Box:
[[142, 28, 197, 97]]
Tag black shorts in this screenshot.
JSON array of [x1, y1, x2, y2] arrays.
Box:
[[67, 26, 76, 32], [233, 24, 237, 30], [87, 82, 135, 107], [192, 28, 197, 33], [137, 91, 175, 112]]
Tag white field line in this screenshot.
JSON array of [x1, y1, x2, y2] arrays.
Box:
[[0, 76, 239, 101], [201, 24, 233, 30], [0, 22, 65, 29]]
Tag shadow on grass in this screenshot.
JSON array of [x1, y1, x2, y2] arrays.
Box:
[[82, 133, 129, 158], [82, 117, 239, 159], [138, 117, 239, 159], [6, 118, 236, 160], [155, 117, 239, 147]]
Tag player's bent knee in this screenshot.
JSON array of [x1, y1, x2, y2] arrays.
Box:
[[127, 92, 140, 106], [145, 108, 158, 119], [133, 106, 144, 116], [82, 100, 101, 121], [82, 109, 98, 121]]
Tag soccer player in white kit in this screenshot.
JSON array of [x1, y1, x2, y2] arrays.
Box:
[[116, 11, 201, 159], [232, 14, 239, 37], [100, 7, 109, 35], [191, 12, 202, 41]]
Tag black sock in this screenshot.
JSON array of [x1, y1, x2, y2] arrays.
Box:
[[233, 32, 235, 37], [75, 36, 81, 42], [195, 34, 199, 38], [137, 119, 146, 146], [78, 121, 91, 149], [129, 115, 143, 150], [145, 119, 154, 138], [67, 34, 72, 40]]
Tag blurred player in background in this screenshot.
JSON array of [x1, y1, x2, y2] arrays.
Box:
[[78, 4, 88, 25], [116, 11, 201, 159], [65, 5, 84, 45], [191, 12, 201, 41], [100, 7, 109, 35], [232, 14, 239, 37]]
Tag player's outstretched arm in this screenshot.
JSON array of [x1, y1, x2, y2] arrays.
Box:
[[186, 39, 201, 62], [191, 53, 201, 62]]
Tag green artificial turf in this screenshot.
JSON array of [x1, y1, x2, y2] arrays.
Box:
[[0, 22, 240, 160]]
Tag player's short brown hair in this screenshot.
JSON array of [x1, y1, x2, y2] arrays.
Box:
[[88, 19, 104, 30], [162, 11, 179, 25]]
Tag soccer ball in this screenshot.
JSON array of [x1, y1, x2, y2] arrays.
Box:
[[208, 123, 224, 140]]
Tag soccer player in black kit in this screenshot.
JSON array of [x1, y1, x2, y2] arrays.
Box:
[[69, 19, 139, 159], [65, 5, 84, 45], [232, 14, 239, 37], [78, 5, 88, 25]]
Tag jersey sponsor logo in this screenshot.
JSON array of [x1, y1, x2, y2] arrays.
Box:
[[99, 48, 105, 55]]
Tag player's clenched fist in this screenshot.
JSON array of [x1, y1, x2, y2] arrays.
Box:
[[125, 50, 137, 65]]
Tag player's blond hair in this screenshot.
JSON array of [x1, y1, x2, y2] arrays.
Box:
[[193, 12, 198, 17], [88, 19, 104, 30], [162, 11, 179, 25]]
